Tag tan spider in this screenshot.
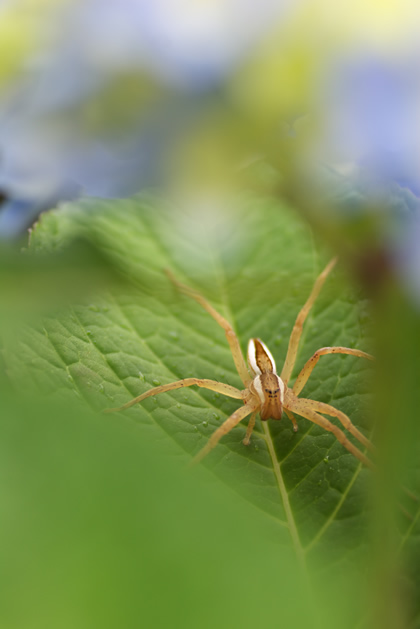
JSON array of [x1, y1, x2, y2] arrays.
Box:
[[105, 259, 374, 467]]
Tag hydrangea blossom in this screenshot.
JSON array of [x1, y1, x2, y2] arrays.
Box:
[[313, 53, 420, 303], [0, 0, 293, 236], [318, 55, 420, 196]]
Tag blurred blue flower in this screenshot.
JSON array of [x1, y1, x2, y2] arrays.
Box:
[[0, 0, 293, 237], [316, 54, 420, 303], [320, 54, 420, 198], [74, 0, 292, 89], [403, 214, 420, 307], [0, 183, 80, 239]]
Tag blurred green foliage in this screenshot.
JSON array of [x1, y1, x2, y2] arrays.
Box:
[[0, 389, 316, 629]]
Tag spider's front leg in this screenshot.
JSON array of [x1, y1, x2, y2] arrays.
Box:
[[289, 346, 374, 453], [293, 346, 374, 397], [281, 257, 337, 385], [165, 269, 251, 387]]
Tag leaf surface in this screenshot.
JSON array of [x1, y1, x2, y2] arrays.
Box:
[[4, 195, 374, 573]]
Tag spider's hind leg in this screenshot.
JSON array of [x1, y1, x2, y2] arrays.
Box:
[[301, 398, 374, 452], [286, 394, 373, 468]]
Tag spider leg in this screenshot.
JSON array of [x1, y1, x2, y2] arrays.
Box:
[[281, 257, 337, 385], [243, 410, 258, 445], [293, 346, 374, 396], [104, 378, 243, 413], [191, 400, 259, 466], [285, 394, 373, 468], [284, 408, 299, 432], [166, 269, 250, 386], [299, 397, 374, 452]]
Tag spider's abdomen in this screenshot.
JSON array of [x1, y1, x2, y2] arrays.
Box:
[[251, 372, 284, 421]]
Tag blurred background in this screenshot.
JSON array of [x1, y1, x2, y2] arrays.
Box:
[[0, 0, 419, 307], [1, 1, 420, 627]]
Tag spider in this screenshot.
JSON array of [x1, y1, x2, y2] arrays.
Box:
[[105, 258, 374, 467]]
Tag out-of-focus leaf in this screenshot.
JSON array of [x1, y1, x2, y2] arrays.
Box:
[[0, 388, 316, 629]]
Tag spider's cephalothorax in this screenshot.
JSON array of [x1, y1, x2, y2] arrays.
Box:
[[247, 338, 284, 421], [104, 259, 375, 468]]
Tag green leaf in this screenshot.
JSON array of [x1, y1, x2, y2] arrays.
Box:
[[3, 195, 374, 575], [0, 237, 127, 323], [0, 388, 316, 629]]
